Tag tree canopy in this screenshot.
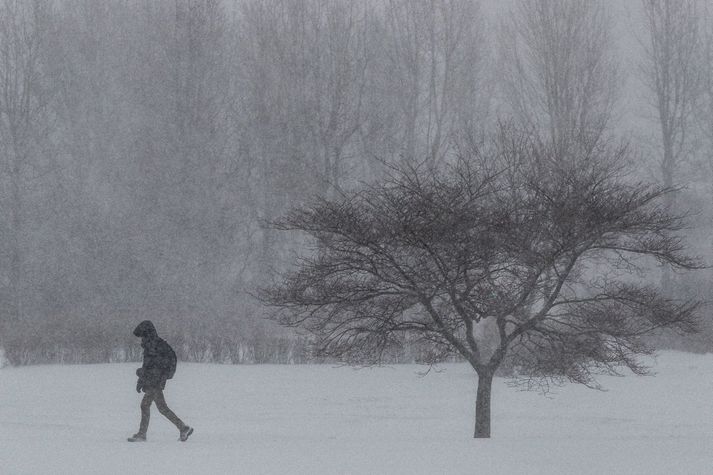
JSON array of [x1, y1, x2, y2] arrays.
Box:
[[261, 129, 701, 437]]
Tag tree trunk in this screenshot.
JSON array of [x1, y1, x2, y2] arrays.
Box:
[[9, 149, 23, 329], [660, 140, 674, 296], [474, 371, 493, 438]]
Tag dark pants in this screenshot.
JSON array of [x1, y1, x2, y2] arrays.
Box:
[[138, 388, 186, 435]]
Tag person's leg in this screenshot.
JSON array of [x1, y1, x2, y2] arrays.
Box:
[[138, 391, 154, 436], [129, 391, 154, 441], [153, 389, 186, 431]]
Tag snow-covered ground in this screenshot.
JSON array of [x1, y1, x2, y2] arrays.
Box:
[[1, 351, 712, 474]]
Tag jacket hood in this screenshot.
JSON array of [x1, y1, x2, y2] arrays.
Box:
[[133, 320, 158, 338]]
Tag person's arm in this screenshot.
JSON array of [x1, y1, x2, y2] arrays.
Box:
[[135, 342, 156, 391]]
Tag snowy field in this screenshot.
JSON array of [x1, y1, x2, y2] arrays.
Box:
[[1, 351, 712, 475]]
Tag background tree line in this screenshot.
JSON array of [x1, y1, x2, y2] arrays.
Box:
[[0, 0, 711, 365]]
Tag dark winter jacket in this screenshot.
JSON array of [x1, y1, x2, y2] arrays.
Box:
[[133, 320, 176, 391]]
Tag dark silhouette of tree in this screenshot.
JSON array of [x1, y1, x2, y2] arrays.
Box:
[[260, 128, 701, 438], [640, 0, 704, 294], [0, 0, 57, 356], [499, 0, 619, 153]]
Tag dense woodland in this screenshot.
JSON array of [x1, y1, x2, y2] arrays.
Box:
[[0, 0, 712, 365]]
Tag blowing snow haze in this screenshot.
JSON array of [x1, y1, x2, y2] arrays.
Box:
[[0, 0, 709, 370]]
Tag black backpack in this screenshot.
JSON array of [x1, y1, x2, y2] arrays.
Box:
[[167, 344, 177, 379], [161, 340, 178, 380]]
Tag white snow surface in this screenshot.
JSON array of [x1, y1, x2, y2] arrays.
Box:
[[1, 351, 712, 474]]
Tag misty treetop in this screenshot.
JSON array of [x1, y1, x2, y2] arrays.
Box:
[[0, 0, 711, 365]]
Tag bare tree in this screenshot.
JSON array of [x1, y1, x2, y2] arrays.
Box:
[[695, 4, 713, 266], [239, 0, 369, 198], [381, 0, 487, 165], [260, 129, 701, 438], [640, 0, 704, 293], [499, 0, 619, 153], [235, 0, 374, 286], [0, 0, 56, 350]]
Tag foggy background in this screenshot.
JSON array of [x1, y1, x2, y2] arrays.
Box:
[[0, 0, 710, 365]]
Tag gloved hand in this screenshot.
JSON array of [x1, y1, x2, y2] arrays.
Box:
[[136, 380, 143, 393]]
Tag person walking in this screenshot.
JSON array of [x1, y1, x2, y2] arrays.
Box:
[[127, 320, 193, 442]]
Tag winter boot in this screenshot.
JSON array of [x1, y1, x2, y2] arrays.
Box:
[[179, 426, 194, 442], [127, 433, 147, 442]]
